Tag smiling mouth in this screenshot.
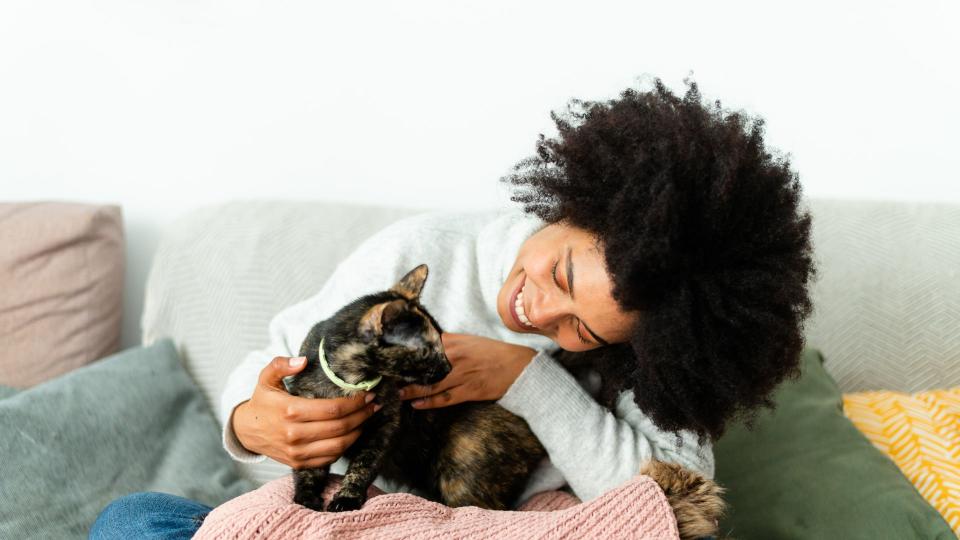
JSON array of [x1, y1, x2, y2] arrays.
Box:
[[509, 274, 538, 330]]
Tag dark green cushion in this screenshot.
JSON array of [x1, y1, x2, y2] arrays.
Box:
[[0, 338, 255, 539], [714, 348, 955, 539]]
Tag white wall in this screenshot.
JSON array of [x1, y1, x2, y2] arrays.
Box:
[[2, 0, 958, 349]]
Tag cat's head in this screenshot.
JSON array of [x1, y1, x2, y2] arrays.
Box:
[[347, 264, 451, 385]]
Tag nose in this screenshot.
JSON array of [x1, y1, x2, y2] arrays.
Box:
[[526, 277, 570, 330], [425, 362, 451, 384]]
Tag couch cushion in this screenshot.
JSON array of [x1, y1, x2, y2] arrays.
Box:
[[0, 338, 254, 539], [714, 348, 955, 539], [0, 201, 124, 387], [843, 387, 960, 534]]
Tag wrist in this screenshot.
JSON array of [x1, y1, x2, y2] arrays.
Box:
[[231, 400, 254, 452], [516, 348, 537, 370], [504, 346, 538, 389]]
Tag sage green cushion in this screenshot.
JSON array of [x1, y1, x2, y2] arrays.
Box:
[[0, 338, 254, 539], [715, 348, 954, 539]]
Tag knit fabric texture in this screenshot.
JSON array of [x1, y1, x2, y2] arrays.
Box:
[[193, 472, 679, 539]]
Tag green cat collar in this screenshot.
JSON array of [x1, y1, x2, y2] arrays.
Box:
[[318, 338, 382, 392]]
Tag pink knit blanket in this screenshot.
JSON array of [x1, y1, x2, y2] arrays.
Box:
[[194, 473, 680, 539]]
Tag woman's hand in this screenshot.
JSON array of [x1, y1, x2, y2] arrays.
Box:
[[398, 332, 537, 409], [232, 356, 380, 470]]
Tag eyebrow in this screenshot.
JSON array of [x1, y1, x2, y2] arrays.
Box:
[[566, 245, 610, 346]]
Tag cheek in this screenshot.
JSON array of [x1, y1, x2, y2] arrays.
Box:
[[521, 253, 551, 282], [546, 326, 568, 348]]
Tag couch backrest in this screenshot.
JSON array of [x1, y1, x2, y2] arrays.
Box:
[[802, 198, 959, 392], [142, 197, 960, 484]]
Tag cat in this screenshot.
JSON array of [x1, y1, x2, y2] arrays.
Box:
[[285, 264, 547, 512]]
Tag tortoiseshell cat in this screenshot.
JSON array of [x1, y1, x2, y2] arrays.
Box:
[[285, 264, 546, 512]]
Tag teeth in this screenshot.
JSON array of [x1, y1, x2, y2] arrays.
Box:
[[514, 290, 538, 329]]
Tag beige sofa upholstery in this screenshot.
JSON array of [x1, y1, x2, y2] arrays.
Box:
[[0, 202, 124, 388]]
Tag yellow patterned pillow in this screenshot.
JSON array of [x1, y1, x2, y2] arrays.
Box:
[[843, 387, 960, 534]]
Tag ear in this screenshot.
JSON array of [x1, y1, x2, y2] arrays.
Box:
[[358, 299, 406, 339], [390, 264, 429, 300]]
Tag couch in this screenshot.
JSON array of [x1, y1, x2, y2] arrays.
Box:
[[142, 197, 960, 537], [2, 197, 958, 538]]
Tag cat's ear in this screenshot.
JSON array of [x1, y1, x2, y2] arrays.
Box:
[[358, 299, 406, 339], [390, 264, 429, 300]]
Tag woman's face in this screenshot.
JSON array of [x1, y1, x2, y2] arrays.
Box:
[[497, 220, 639, 351]]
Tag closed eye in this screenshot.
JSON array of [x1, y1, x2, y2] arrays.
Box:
[[574, 323, 589, 344], [553, 258, 591, 345]]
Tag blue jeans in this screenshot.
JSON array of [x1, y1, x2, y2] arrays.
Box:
[[89, 492, 212, 539]]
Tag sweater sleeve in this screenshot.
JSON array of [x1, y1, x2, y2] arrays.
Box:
[[497, 349, 715, 502]]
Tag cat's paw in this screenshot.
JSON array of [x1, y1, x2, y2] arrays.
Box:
[[293, 490, 326, 512], [327, 494, 364, 512]]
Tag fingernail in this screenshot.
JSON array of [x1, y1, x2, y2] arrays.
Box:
[[364, 393, 375, 404], [397, 389, 406, 399], [373, 403, 382, 412], [289, 356, 306, 367], [412, 399, 423, 408]]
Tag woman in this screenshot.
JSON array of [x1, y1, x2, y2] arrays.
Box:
[[90, 77, 814, 538]]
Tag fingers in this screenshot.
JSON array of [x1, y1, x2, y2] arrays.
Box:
[[280, 396, 376, 469], [409, 386, 465, 409], [398, 379, 462, 401], [398, 383, 436, 401], [245, 359, 382, 469], [258, 356, 308, 390], [291, 402, 378, 443], [286, 428, 364, 470], [281, 391, 375, 422], [398, 375, 462, 400]]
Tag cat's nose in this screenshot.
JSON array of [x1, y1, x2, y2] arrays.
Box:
[[425, 363, 451, 384]]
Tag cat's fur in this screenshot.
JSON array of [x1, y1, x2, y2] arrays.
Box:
[[286, 264, 726, 539], [286, 264, 546, 512]]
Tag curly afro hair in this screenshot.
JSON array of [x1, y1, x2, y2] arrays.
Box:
[[501, 77, 816, 442]]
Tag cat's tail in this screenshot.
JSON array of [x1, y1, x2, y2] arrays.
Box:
[[640, 460, 727, 540]]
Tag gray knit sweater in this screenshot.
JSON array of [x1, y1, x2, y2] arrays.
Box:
[[219, 207, 714, 505]]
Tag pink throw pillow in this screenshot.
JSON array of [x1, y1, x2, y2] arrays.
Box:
[[0, 201, 124, 387]]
